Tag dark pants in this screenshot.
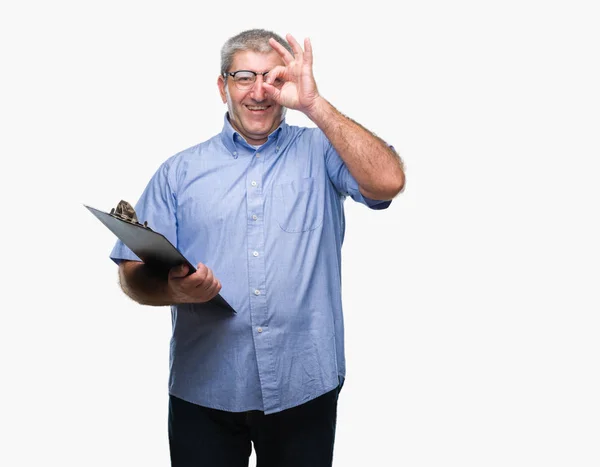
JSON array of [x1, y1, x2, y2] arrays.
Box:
[[168, 386, 341, 467]]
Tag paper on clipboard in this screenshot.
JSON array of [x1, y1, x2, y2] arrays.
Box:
[[85, 201, 235, 313]]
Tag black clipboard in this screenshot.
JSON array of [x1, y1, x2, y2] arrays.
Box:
[[85, 202, 235, 313]]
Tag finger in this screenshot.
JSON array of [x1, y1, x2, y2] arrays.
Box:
[[264, 66, 287, 97], [169, 263, 189, 279], [167, 265, 193, 300], [265, 65, 286, 85], [304, 37, 313, 67], [197, 267, 215, 292], [194, 263, 208, 282], [262, 66, 286, 101], [205, 279, 222, 300], [286, 34, 304, 59], [262, 82, 282, 102], [268, 37, 294, 65]]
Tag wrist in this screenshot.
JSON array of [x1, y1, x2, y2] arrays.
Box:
[[305, 96, 333, 124]]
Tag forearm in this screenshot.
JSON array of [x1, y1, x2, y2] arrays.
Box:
[[306, 97, 405, 200], [118, 261, 173, 306]]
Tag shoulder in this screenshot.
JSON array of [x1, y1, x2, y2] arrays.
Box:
[[170, 134, 222, 162], [161, 134, 223, 169], [283, 124, 329, 151], [284, 123, 321, 139], [152, 134, 223, 188]]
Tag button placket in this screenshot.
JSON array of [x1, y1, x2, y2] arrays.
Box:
[[245, 147, 277, 408]]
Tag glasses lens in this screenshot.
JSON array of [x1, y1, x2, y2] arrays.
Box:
[[233, 71, 256, 89]]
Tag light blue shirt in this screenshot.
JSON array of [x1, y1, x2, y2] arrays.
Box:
[[110, 114, 391, 414]]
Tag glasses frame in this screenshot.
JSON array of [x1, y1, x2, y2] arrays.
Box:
[[223, 70, 279, 90]]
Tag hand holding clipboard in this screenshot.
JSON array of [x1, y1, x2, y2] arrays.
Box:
[[86, 201, 235, 313]]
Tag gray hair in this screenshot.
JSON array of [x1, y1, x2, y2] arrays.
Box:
[[220, 29, 292, 75]]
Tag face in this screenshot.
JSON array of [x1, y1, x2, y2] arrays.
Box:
[[218, 50, 286, 146]]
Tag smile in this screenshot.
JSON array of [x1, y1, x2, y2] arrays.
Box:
[[246, 105, 270, 111]]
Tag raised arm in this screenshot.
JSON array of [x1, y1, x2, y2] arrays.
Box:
[[304, 98, 405, 200], [263, 34, 405, 200]]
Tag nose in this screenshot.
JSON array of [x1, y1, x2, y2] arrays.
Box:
[[249, 75, 267, 101]]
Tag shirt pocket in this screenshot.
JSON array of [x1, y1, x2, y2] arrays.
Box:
[[272, 177, 324, 233]]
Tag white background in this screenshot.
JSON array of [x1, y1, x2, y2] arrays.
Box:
[[1, 1, 599, 466]]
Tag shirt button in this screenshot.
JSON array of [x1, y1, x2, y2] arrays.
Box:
[[252, 214, 258, 221], [252, 251, 259, 257], [256, 152, 260, 158], [251, 181, 257, 187], [254, 289, 260, 296], [257, 327, 263, 333], [233, 151, 237, 156]]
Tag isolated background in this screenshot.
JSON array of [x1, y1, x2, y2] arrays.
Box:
[[1, 1, 599, 466]]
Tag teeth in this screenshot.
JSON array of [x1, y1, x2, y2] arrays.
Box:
[[247, 106, 268, 110]]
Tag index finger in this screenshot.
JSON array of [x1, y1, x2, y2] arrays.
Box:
[[285, 34, 304, 59], [193, 263, 209, 281], [269, 37, 294, 65]]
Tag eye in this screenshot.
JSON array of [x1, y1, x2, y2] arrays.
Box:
[[233, 72, 255, 83]]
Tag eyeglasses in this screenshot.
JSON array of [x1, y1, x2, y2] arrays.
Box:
[[223, 70, 283, 91]]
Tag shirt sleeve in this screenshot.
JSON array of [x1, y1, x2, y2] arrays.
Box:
[[322, 131, 392, 210], [109, 160, 178, 265]]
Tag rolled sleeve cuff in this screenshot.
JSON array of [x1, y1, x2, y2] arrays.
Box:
[[110, 241, 142, 265], [362, 195, 392, 210]]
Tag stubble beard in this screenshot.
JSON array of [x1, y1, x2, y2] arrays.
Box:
[[225, 85, 287, 137]]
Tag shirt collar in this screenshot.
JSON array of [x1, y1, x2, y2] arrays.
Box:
[[219, 112, 288, 157]]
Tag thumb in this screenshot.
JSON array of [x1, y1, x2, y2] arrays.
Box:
[[169, 263, 189, 279], [262, 82, 282, 101]]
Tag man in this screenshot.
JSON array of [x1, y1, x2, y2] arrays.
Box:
[[111, 29, 405, 467]]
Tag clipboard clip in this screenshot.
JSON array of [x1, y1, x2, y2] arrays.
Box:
[[109, 200, 153, 230]]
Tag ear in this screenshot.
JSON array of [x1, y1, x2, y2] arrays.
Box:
[[217, 75, 227, 104]]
